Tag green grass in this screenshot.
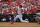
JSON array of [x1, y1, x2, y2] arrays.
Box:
[[0, 22, 24, 23], [0, 22, 37, 23], [0, 26, 40, 27]]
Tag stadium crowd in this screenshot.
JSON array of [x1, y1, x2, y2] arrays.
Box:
[[0, 0, 40, 22]]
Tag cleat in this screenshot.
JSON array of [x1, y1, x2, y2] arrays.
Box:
[[10, 22, 13, 24], [26, 21, 29, 24], [10, 20, 15, 24]]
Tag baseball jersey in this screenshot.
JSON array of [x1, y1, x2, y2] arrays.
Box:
[[18, 8, 22, 15]]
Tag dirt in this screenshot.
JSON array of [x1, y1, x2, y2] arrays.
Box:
[[0, 23, 40, 26]]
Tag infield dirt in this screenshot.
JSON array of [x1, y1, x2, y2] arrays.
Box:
[[0, 23, 40, 26]]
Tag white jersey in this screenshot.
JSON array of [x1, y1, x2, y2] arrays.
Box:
[[18, 8, 22, 15], [0, 0, 1, 1]]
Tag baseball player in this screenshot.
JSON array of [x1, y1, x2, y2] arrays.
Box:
[[10, 5, 29, 24]]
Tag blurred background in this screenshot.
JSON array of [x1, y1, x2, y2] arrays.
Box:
[[0, 0, 40, 22]]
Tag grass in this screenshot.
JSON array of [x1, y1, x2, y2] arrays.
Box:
[[0, 22, 24, 23], [0, 26, 40, 27], [0, 22, 37, 23]]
